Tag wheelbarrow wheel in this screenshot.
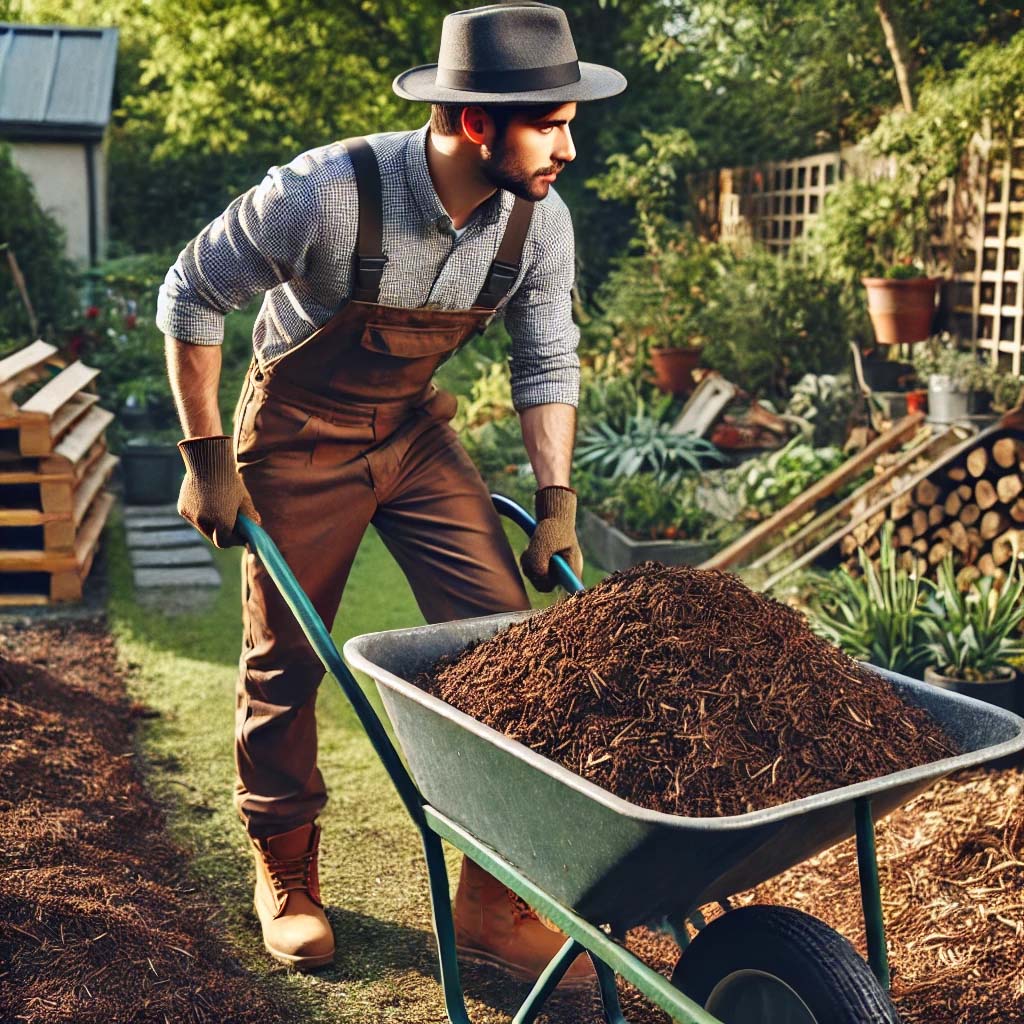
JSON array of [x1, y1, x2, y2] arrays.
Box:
[[670, 905, 901, 1024]]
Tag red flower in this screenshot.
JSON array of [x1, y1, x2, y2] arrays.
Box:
[[85, 306, 100, 320], [124, 314, 138, 329]]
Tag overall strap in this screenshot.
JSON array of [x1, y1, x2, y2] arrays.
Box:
[[473, 196, 534, 310], [342, 137, 386, 303]]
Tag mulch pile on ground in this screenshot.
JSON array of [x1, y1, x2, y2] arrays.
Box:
[[752, 765, 1024, 1024], [0, 620, 287, 1024], [605, 767, 1024, 1024], [419, 561, 958, 816]]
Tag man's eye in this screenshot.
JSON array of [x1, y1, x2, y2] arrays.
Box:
[[539, 126, 554, 134]]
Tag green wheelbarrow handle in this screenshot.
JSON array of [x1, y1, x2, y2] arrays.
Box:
[[490, 492, 585, 594]]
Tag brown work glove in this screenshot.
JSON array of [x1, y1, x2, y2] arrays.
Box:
[[177, 435, 258, 549], [520, 485, 584, 592]]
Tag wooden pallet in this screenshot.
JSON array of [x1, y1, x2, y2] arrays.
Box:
[[0, 341, 118, 603], [0, 491, 115, 604], [0, 343, 101, 457]]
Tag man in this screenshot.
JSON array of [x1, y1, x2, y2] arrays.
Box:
[[158, 1, 625, 987]]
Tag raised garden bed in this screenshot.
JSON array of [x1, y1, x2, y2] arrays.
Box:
[[579, 508, 720, 572]]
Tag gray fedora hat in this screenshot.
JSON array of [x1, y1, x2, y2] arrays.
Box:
[[393, 2, 626, 105]]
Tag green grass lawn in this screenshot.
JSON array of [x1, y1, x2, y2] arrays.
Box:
[[109, 495, 607, 1024]]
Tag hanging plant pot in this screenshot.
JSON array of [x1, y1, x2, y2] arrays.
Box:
[[649, 346, 701, 396], [861, 276, 942, 345], [923, 665, 1017, 713]]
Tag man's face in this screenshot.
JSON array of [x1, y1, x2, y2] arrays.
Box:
[[480, 102, 577, 202]]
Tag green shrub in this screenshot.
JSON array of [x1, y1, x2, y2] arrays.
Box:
[[921, 554, 1024, 680], [586, 472, 716, 541], [698, 248, 851, 400], [0, 144, 79, 343]]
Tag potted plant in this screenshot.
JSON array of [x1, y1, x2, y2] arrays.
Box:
[[586, 130, 718, 396], [912, 334, 987, 426], [576, 471, 723, 571], [574, 394, 723, 481], [920, 553, 1024, 713], [810, 174, 941, 346]]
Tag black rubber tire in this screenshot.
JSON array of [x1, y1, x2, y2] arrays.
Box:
[[670, 905, 901, 1024]]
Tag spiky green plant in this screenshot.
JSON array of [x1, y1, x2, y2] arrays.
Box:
[[920, 553, 1024, 681], [575, 397, 723, 482], [808, 522, 932, 676]]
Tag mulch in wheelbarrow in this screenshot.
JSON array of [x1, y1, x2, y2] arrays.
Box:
[[0, 620, 287, 1024], [419, 561, 959, 817]]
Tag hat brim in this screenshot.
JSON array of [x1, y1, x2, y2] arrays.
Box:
[[392, 61, 626, 105]]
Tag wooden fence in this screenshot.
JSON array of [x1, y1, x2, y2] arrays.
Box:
[[691, 134, 1024, 372]]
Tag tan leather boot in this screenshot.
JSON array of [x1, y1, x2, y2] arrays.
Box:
[[453, 856, 595, 989], [251, 822, 335, 970]]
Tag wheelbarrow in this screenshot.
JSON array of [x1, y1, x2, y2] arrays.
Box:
[[235, 494, 1024, 1024]]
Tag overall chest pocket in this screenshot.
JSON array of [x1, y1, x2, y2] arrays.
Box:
[[359, 322, 463, 359]]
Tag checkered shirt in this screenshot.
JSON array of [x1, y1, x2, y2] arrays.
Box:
[[155, 122, 580, 410]]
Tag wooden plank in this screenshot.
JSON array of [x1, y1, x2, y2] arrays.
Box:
[[20, 361, 98, 418], [760, 417, 1024, 592], [701, 413, 925, 571], [0, 593, 49, 606], [747, 425, 962, 571], [0, 508, 68, 527], [0, 546, 78, 572], [52, 407, 114, 466], [46, 392, 100, 449], [0, 340, 57, 388], [72, 453, 118, 528], [74, 490, 114, 571], [0, 461, 73, 485]]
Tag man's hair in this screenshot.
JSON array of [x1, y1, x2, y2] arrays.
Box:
[[429, 103, 556, 139]]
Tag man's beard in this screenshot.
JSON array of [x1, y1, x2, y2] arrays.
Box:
[[481, 138, 561, 202]]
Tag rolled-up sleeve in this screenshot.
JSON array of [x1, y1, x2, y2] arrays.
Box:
[[503, 195, 581, 411], [156, 157, 323, 344]]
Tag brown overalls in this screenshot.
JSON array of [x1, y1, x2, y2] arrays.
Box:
[[233, 138, 534, 837]]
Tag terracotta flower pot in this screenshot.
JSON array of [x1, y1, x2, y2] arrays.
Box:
[[649, 346, 701, 396], [861, 276, 942, 345], [905, 388, 928, 414]]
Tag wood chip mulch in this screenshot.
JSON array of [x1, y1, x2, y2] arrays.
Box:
[[0, 618, 287, 1024], [419, 561, 958, 816]]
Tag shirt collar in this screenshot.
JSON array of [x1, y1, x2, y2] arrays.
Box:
[[405, 122, 513, 232]]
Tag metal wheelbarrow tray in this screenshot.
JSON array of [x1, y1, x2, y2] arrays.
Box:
[[237, 497, 1024, 1024], [344, 610, 1024, 934]]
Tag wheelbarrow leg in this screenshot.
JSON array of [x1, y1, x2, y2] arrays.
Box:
[[855, 796, 891, 989], [592, 956, 628, 1024], [511, 937, 589, 1024], [422, 830, 473, 1024]]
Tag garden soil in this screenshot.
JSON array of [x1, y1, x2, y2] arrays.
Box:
[[0, 618, 288, 1024], [421, 561, 959, 816]]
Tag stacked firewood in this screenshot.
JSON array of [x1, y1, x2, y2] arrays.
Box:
[[840, 430, 1024, 587]]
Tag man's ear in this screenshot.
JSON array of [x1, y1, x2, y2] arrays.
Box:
[[460, 105, 491, 146]]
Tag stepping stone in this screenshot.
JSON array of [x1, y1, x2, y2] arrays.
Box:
[[133, 566, 221, 589], [124, 504, 179, 519], [130, 546, 214, 568], [122, 513, 183, 531], [126, 528, 201, 549]]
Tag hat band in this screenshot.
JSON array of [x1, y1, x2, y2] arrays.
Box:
[[436, 60, 580, 93]]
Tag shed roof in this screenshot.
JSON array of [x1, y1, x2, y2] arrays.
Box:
[[0, 23, 118, 142]]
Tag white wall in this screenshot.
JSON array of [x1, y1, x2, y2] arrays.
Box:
[[9, 140, 99, 266]]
